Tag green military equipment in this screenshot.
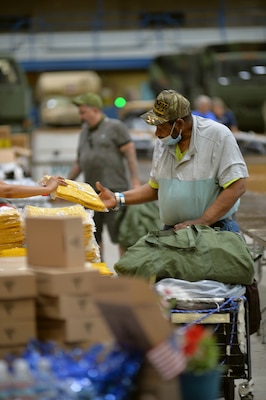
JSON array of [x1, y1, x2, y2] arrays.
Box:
[[149, 42, 266, 133], [0, 53, 32, 133]]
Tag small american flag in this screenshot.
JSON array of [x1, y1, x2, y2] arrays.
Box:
[[146, 332, 187, 380]]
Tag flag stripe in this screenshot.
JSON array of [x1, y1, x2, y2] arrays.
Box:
[[147, 336, 186, 380]]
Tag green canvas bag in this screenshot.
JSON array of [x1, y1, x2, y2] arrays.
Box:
[[114, 224, 254, 285]]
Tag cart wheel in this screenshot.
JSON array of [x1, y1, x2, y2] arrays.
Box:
[[238, 380, 254, 399], [223, 377, 235, 400]]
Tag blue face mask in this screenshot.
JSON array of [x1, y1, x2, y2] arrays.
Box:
[[160, 122, 182, 146]]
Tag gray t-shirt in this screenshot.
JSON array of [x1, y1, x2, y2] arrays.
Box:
[[76, 117, 131, 192]]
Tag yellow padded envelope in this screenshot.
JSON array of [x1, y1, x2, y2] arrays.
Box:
[[44, 177, 107, 212]]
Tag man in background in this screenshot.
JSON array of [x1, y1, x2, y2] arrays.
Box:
[[68, 92, 140, 259], [192, 94, 217, 121], [212, 97, 238, 132]]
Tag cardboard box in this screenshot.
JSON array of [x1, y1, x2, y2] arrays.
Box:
[[89, 275, 173, 352], [0, 345, 25, 359], [12, 146, 32, 157], [36, 295, 100, 319], [37, 315, 113, 343], [0, 146, 30, 161], [0, 148, 15, 163], [0, 298, 35, 320], [0, 320, 36, 346], [33, 267, 99, 296], [0, 268, 36, 300], [0, 256, 27, 270], [9, 133, 30, 149], [89, 275, 161, 305], [134, 360, 181, 400], [0, 125, 11, 139], [25, 216, 85, 268]]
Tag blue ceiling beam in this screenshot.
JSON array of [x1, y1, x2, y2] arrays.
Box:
[[19, 57, 152, 72]]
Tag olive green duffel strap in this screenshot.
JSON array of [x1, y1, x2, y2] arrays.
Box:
[[145, 225, 201, 250], [183, 225, 197, 248]]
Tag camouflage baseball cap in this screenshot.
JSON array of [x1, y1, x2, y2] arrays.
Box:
[[72, 92, 103, 109], [141, 90, 191, 125]]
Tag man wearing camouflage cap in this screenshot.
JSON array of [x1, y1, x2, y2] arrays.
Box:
[[96, 89, 248, 233]]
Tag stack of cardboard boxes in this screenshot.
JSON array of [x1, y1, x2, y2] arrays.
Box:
[[35, 270, 113, 346], [25, 215, 114, 348], [0, 215, 113, 356], [0, 214, 182, 399], [0, 257, 36, 358]]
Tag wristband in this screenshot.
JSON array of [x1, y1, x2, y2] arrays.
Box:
[[119, 192, 125, 207], [113, 192, 125, 210]]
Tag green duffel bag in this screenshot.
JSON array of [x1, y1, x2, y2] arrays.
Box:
[[114, 224, 254, 285]]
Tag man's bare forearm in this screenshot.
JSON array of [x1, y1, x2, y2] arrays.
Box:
[[122, 183, 157, 205]]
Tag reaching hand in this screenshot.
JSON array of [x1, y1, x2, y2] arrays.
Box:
[[45, 176, 67, 193], [96, 181, 117, 209]]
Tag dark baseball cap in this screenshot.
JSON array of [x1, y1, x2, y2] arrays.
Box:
[[141, 90, 191, 125], [72, 92, 103, 109]]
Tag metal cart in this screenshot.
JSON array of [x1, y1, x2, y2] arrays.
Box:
[[170, 296, 254, 400]]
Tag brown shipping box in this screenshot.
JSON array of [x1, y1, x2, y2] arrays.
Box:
[[0, 298, 35, 320], [37, 315, 113, 343], [26, 216, 85, 268], [0, 125, 11, 138], [36, 295, 100, 319], [0, 320, 36, 346], [89, 275, 173, 352], [9, 133, 30, 149], [0, 256, 27, 269], [134, 360, 181, 400], [33, 267, 99, 296], [0, 345, 25, 359], [0, 148, 16, 163], [0, 268, 36, 300]]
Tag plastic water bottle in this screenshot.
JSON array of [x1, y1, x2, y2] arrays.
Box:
[[33, 357, 58, 399], [0, 360, 13, 399], [11, 358, 37, 400]]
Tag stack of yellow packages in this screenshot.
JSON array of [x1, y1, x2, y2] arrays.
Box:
[[24, 204, 101, 263], [0, 206, 24, 251]]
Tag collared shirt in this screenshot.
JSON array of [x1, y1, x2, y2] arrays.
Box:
[[149, 115, 249, 226]]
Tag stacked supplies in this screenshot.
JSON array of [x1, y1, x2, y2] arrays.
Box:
[[0, 206, 24, 250], [24, 204, 100, 263], [0, 257, 37, 358]]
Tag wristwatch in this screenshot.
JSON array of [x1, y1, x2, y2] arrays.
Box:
[[113, 192, 126, 210]]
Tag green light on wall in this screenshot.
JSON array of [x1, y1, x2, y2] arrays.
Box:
[[114, 97, 127, 108]]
